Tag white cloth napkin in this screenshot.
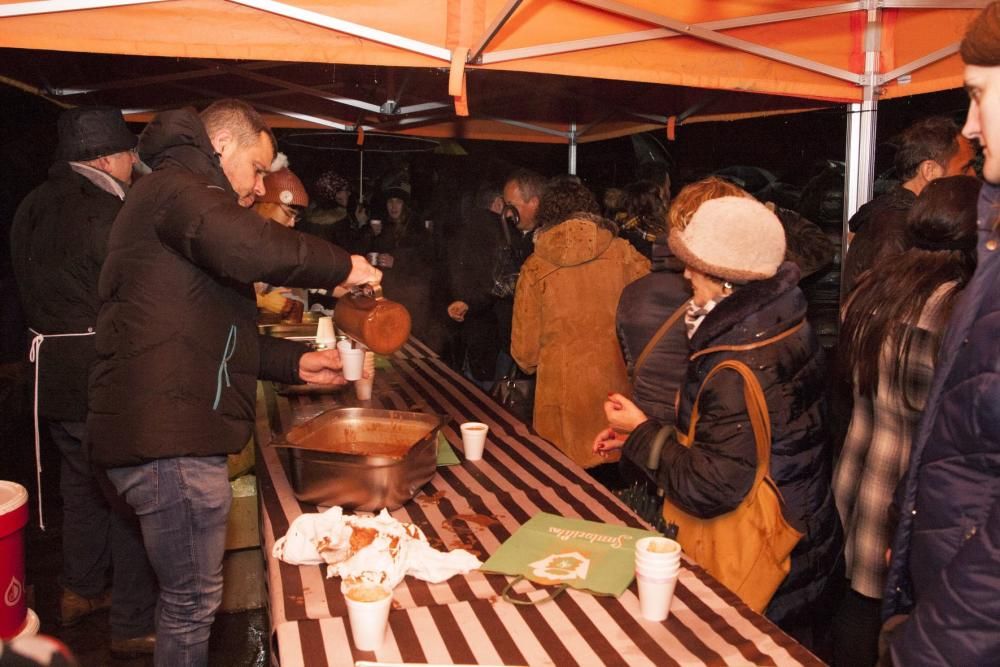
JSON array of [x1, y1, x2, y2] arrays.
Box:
[[273, 506, 482, 588]]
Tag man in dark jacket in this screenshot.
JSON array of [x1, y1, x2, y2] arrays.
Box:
[[10, 107, 157, 654], [88, 99, 380, 666], [882, 4, 1000, 664], [447, 183, 506, 387], [841, 116, 975, 293]]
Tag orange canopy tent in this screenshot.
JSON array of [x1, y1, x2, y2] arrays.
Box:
[[0, 0, 989, 218]]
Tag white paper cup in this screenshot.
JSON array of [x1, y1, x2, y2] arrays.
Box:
[[635, 550, 681, 567], [636, 537, 682, 558], [636, 562, 680, 580], [460, 422, 489, 461], [636, 571, 679, 622], [316, 316, 336, 346], [342, 582, 392, 651], [341, 348, 365, 381], [336, 339, 354, 355], [354, 351, 376, 400]]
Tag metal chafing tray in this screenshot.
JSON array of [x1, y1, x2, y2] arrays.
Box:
[[257, 321, 318, 340], [271, 407, 444, 510]]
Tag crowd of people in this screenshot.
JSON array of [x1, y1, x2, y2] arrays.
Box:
[[5, 3, 1000, 666]]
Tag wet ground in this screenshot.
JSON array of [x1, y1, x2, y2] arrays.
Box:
[[3, 368, 268, 666]]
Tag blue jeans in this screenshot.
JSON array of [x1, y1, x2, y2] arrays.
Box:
[[49, 421, 156, 640], [107, 456, 231, 667]]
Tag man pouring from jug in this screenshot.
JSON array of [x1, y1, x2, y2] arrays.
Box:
[[87, 99, 380, 666]]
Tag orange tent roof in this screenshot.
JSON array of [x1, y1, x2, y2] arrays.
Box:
[[0, 1, 986, 142]]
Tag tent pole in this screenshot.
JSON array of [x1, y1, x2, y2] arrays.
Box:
[[568, 123, 578, 175], [841, 4, 880, 301]]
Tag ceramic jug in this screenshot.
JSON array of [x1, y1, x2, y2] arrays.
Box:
[[333, 284, 412, 355]]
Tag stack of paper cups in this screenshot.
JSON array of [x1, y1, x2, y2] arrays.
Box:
[[634, 536, 681, 622], [355, 351, 376, 401], [316, 316, 336, 348]]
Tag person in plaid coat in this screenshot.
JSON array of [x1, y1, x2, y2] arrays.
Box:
[[832, 175, 980, 666]]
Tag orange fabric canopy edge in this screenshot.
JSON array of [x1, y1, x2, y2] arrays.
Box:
[[0, 0, 979, 137]]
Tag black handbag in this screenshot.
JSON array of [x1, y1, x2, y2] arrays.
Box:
[[489, 365, 535, 425]]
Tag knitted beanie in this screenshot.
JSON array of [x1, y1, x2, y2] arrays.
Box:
[[260, 168, 309, 207], [384, 181, 411, 203], [313, 171, 350, 204], [668, 196, 785, 283]]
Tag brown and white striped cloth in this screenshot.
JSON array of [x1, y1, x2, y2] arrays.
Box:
[[255, 341, 822, 667]]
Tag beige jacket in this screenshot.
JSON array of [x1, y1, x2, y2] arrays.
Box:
[[512, 215, 650, 468]]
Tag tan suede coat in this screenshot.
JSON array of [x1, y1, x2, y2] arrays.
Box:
[[512, 216, 650, 468]]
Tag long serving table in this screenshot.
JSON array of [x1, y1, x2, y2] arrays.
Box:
[[254, 338, 823, 667]]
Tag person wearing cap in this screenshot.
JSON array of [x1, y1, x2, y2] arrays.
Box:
[[252, 154, 309, 321], [593, 196, 843, 650], [880, 4, 1000, 664], [371, 180, 446, 348], [86, 99, 380, 666], [298, 169, 371, 255], [10, 106, 157, 655]]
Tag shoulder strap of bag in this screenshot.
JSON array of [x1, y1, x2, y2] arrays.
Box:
[[689, 320, 804, 361], [684, 360, 773, 491], [633, 301, 689, 379]]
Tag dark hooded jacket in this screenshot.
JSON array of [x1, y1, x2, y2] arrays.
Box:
[[10, 161, 124, 421], [448, 206, 506, 380], [622, 262, 843, 625], [615, 238, 690, 424], [842, 185, 916, 293], [883, 182, 1000, 665], [87, 108, 352, 467]]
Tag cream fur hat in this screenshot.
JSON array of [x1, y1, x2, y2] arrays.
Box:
[[668, 196, 785, 283]]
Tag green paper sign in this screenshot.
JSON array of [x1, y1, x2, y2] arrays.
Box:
[[482, 512, 658, 597], [436, 432, 461, 466]]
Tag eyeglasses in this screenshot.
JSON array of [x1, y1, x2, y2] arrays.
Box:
[[501, 202, 520, 228], [279, 204, 303, 223]]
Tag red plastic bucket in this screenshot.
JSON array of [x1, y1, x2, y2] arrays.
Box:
[[0, 481, 29, 639]]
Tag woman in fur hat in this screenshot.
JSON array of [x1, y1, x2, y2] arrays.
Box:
[[593, 196, 843, 650]]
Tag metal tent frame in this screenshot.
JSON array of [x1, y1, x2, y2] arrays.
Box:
[[0, 0, 988, 230]]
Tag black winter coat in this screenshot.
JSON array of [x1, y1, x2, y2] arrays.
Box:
[[842, 186, 915, 293], [87, 109, 353, 467], [615, 240, 690, 424], [10, 162, 124, 421], [448, 207, 506, 380], [623, 262, 843, 624]]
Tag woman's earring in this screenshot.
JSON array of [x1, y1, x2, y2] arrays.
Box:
[[723, 281, 733, 291]]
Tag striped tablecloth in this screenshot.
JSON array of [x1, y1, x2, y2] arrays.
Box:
[[255, 339, 823, 667]]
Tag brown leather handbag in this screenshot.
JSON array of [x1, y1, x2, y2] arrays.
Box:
[[661, 359, 802, 613]]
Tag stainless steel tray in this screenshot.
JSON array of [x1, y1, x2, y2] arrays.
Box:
[[271, 407, 444, 510], [258, 322, 318, 339]]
